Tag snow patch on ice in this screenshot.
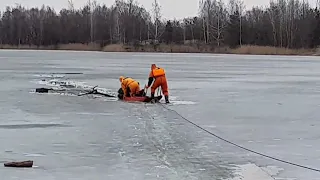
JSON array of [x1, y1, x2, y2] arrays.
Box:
[[227, 163, 283, 180], [33, 74, 65, 78], [75, 112, 114, 116], [170, 100, 196, 105], [23, 153, 46, 157], [163, 96, 197, 105], [102, 98, 118, 102], [39, 79, 87, 88]]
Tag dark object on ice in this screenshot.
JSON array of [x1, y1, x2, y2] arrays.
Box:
[[4, 160, 33, 168], [117, 87, 125, 99], [35, 87, 53, 93], [117, 88, 162, 103], [35, 86, 115, 97]]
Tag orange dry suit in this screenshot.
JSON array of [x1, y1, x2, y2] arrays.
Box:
[[119, 76, 141, 97], [147, 64, 169, 103]]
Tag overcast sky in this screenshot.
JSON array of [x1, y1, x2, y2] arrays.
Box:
[[1, 0, 318, 19]]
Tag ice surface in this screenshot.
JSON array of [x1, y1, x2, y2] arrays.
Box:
[[0, 50, 319, 179]]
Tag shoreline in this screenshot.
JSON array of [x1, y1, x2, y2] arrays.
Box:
[[0, 43, 319, 56]]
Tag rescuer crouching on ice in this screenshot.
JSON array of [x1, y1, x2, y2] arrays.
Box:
[[119, 76, 143, 97]]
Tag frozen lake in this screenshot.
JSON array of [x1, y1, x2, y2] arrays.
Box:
[[0, 50, 319, 179]]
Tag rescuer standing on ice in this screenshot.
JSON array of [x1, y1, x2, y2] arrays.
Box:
[[145, 64, 170, 103]]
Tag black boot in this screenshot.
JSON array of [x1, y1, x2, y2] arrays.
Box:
[[150, 93, 155, 103], [165, 95, 170, 103]]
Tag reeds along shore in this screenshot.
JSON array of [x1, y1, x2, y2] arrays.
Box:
[[0, 43, 319, 56]]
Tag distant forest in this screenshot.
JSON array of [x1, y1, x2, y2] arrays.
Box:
[[0, 0, 320, 49]]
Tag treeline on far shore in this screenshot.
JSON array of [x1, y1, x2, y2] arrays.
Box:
[[0, 0, 320, 55]]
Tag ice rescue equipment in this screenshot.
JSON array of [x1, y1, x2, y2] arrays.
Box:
[[117, 88, 162, 103], [123, 96, 162, 103]]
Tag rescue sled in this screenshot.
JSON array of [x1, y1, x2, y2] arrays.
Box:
[[118, 88, 162, 103], [123, 95, 162, 103]]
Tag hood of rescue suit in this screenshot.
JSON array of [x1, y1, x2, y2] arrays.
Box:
[[119, 76, 125, 82], [151, 64, 156, 70]]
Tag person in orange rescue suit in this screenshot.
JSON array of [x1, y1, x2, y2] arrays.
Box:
[[145, 64, 170, 103], [119, 76, 141, 97]]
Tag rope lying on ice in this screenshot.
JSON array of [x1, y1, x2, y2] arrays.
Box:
[[157, 103, 320, 173]]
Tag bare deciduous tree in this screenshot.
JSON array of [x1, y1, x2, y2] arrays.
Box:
[[151, 0, 164, 42], [0, 0, 319, 49]]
